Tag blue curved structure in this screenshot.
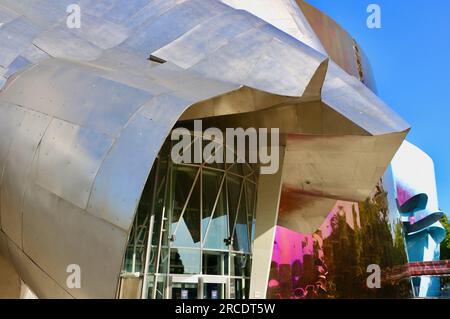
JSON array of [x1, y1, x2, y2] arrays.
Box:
[[399, 194, 446, 297], [387, 141, 447, 298]]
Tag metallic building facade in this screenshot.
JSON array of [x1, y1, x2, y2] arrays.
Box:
[[297, 0, 377, 91], [269, 195, 413, 299], [269, 141, 447, 299], [0, 0, 412, 298]]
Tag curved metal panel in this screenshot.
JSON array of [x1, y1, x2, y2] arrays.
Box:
[[323, 61, 410, 135], [86, 93, 212, 231], [0, 109, 51, 247], [296, 0, 359, 78], [242, 31, 323, 96], [0, 59, 153, 137], [0, 103, 26, 230], [79, 0, 121, 18], [22, 183, 127, 298], [0, 4, 19, 25], [0, 0, 64, 28], [0, 17, 42, 68], [102, 0, 150, 25], [120, 0, 226, 55], [33, 29, 103, 62], [7, 238, 73, 299], [154, 11, 327, 96], [59, 13, 129, 50], [282, 133, 405, 200], [296, 0, 383, 93], [0, 103, 27, 183], [3, 55, 32, 79], [220, 0, 327, 54], [0, 56, 255, 298], [152, 10, 264, 69], [20, 43, 49, 65], [121, 0, 183, 30], [33, 118, 114, 210], [391, 141, 440, 210], [146, 62, 241, 102], [277, 131, 408, 233]]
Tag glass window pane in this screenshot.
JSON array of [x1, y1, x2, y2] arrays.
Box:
[[246, 181, 256, 244], [233, 193, 250, 253], [124, 230, 146, 273], [170, 249, 201, 274], [147, 246, 158, 274], [158, 247, 170, 274], [171, 166, 201, 248], [230, 253, 250, 277], [227, 174, 243, 237], [170, 166, 198, 226], [202, 170, 224, 241], [152, 158, 170, 246], [138, 158, 157, 222], [123, 246, 134, 273], [202, 251, 228, 275], [204, 184, 228, 250], [154, 276, 167, 299]]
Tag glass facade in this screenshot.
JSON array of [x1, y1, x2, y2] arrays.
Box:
[[120, 137, 258, 299]]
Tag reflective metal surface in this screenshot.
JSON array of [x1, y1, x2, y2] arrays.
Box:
[[270, 189, 414, 299], [221, 0, 327, 54], [278, 131, 407, 233], [0, 0, 409, 298], [1, 109, 51, 247]]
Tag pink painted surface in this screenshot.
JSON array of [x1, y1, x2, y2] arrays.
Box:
[[396, 184, 415, 207]]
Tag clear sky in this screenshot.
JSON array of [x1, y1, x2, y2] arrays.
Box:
[[306, 0, 450, 214]]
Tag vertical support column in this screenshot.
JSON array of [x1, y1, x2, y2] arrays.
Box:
[[198, 276, 204, 299], [249, 146, 285, 299], [167, 276, 173, 299]]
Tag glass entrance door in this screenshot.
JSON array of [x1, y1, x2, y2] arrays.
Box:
[[202, 276, 227, 299], [170, 276, 199, 299], [203, 282, 225, 299], [170, 275, 232, 299]]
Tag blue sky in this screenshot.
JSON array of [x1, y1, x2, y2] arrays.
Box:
[[306, 0, 450, 214]]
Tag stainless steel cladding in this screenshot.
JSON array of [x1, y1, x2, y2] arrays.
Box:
[[0, 0, 409, 298]]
